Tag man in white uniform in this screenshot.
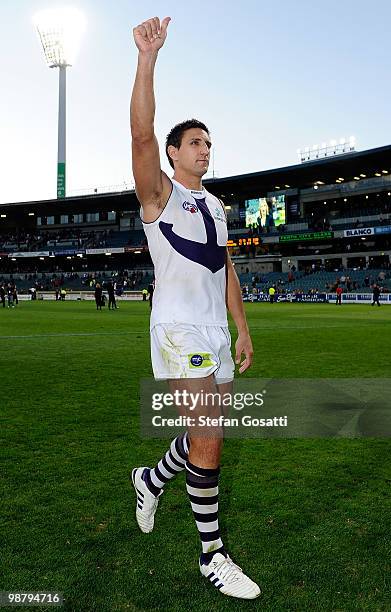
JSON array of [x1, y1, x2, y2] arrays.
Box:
[[130, 16, 260, 600]]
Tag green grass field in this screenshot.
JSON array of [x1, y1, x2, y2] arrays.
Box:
[[1, 301, 390, 611]]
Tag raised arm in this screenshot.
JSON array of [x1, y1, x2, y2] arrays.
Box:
[[131, 17, 172, 222]]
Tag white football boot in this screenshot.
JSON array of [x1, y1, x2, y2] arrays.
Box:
[[131, 467, 162, 534], [199, 551, 261, 599]]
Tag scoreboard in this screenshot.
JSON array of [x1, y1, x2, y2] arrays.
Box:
[[227, 237, 260, 247]]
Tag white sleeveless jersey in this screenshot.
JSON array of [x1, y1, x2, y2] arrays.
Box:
[[141, 178, 228, 329]]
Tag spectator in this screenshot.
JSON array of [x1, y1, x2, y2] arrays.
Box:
[[95, 283, 103, 310], [336, 286, 343, 305], [371, 285, 381, 307], [7, 284, 14, 308], [107, 281, 117, 310], [268, 286, 276, 304], [148, 280, 155, 310]]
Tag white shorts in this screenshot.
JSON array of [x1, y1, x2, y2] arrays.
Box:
[[150, 323, 235, 384]]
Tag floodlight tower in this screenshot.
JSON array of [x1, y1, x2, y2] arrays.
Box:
[[34, 7, 86, 198]]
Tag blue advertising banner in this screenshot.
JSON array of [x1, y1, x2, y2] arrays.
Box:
[[374, 225, 391, 235], [54, 249, 78, 256]]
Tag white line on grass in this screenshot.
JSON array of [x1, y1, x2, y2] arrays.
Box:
[[0, 324, 364, 339], [0, 331, 148, 339]]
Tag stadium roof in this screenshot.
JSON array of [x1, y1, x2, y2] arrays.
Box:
[[1, 144, 391, 217], [205, 144, 391, 200]]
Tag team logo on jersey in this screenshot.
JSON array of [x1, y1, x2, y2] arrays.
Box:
[[182, 201, 199, 214], [214, 207, 225, 222]]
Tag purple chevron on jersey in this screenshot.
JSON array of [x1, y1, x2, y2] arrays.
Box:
[[159, 197, 226, 273]]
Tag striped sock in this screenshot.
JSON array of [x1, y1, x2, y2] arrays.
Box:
[[143, 432, 189, 497], [186, 461, 225, 564]]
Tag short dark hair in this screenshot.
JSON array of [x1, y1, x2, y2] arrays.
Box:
[[165, 119, 210, 169]]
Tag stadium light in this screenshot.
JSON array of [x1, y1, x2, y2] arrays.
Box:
[[298, 136, 356, 163], [33, 7, 86, 199]]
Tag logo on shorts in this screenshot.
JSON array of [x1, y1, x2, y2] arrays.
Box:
[[188, 353, 215, 369], [182, 201, 199, 214], [190, 354, 203, 367]]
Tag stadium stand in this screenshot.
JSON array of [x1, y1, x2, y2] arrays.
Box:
[[0, 270, 154, 292], [1, 144, 391, 301], [239, 269, 391, 294]]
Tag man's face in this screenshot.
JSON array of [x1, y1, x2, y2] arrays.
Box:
[[169, 128, 211, 176]]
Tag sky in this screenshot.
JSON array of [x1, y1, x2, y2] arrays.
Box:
[[1, 0, 391, 204]]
